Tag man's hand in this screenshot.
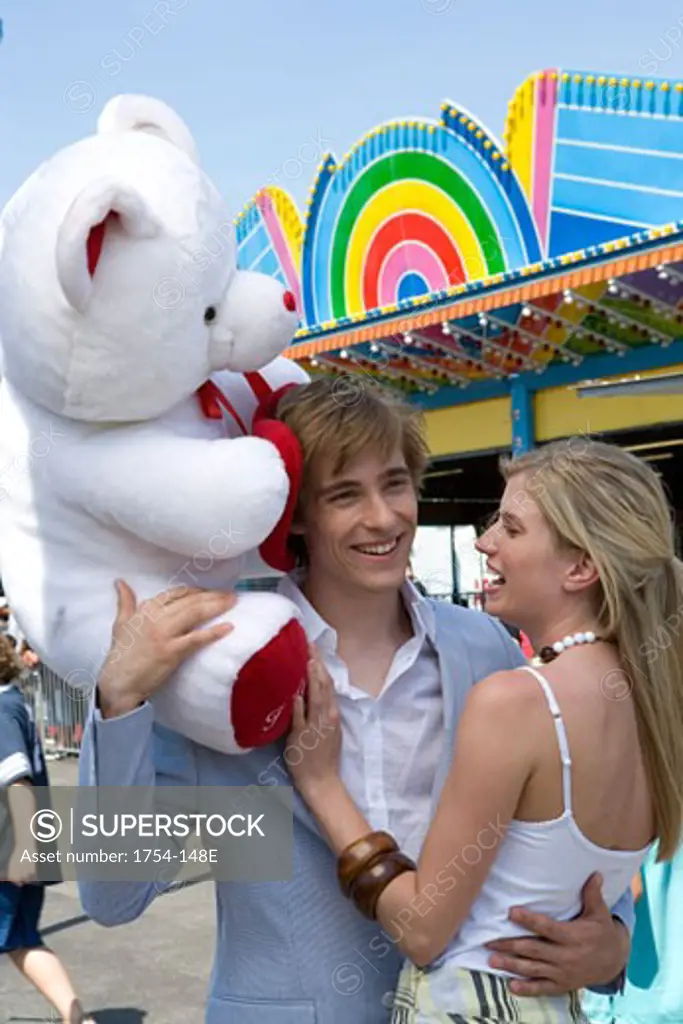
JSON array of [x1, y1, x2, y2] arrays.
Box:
[[97, 580, 237, 719], [485, 873, 629, 997]]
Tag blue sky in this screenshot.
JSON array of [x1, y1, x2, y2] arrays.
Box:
[[1, 0, 683, 215]]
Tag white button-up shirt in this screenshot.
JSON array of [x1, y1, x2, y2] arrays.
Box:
[[278, 574, 444, 860]]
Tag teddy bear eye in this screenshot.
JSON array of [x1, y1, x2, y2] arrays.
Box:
[[204, 306, 217, 324]]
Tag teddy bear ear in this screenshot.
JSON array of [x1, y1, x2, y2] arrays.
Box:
[[96, 94, 199, 165], [56, 178, 162, 313]]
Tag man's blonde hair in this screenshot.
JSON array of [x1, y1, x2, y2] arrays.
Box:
[[275, 374, 430, 542]]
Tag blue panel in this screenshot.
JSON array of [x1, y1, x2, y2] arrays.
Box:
[[557, 107, 683, 156], [416, 340, 683, 411], [251, 247, 279, 277], [301, 165, 334, 326], [415, 378, 509, 409], [552, 175, 681, 227], [554, 140, 683, 193], [548, 210, 642, 256], [562, 70, 680, 118], [311, 165, 347, 324], [510, 380, 534, 454], [238, 222, 271, 269], [436, 131, 540, 266], [235, 207, 260, 246], [398, 272, 429, 300]]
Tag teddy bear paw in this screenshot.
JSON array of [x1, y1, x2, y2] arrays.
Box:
[[230, 618, 309, 749]]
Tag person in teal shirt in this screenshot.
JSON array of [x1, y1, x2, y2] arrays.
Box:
[[583, 844, 683, 1023]]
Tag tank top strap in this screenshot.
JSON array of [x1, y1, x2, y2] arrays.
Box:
[[518, 665, 573, 815]]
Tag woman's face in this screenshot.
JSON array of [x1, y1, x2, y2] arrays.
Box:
[[475, 472, 585, 633]]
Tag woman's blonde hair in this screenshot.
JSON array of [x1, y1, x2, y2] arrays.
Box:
[[275, 376, 430, 561], [500, 438, 683, 860]]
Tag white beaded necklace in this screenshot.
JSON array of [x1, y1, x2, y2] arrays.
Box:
[[538, 630, 602, 664]]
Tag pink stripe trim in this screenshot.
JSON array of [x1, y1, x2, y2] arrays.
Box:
[[378, 242, 448, 306], [533, 70, 558, 253], [257, 193, 302, 312]]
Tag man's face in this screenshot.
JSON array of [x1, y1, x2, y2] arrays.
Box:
[[298, 446, 419, 594]]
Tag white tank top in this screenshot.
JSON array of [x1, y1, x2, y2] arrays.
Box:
[[433, 665, 653, 977]]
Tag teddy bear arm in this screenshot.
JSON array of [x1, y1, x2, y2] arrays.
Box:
[[54, 433, 291, 559]]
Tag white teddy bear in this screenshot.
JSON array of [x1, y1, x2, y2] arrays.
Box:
[[0, 94, 312, 755]]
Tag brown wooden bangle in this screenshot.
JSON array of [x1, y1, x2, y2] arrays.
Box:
[[349, 851, 417, 921], [337, 831, 398, 898]]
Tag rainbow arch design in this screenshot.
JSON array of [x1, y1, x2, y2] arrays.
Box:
[[235, 186, 303, 310], [301, 110, 542, 327]]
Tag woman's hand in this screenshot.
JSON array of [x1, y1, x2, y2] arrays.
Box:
[[287, 644, 342, 801]]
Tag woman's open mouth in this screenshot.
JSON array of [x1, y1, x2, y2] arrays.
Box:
[[486, 568, 506, 591]]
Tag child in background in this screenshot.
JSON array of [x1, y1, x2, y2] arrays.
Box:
[[0, 632, 94, 1023]]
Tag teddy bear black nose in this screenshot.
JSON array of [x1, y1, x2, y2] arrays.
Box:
[[204, 306, 217, 324]]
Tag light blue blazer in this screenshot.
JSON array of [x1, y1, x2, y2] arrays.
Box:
[[77, 601, 632, 1023]]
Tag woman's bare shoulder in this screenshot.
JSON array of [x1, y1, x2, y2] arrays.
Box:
[[468, 666, 551, 721]]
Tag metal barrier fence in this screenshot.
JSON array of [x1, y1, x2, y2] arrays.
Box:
[[23, 666, 88, 757]]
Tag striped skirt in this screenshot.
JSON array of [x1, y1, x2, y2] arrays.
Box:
[[390, 959, 589, 1023]]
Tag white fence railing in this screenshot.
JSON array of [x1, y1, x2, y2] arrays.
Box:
[[23, 666, 87, 756]]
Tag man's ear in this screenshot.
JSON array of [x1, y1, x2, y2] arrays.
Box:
[[55, 178, 162, 313]]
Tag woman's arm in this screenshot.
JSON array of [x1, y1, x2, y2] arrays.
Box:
[[289, 651, 534, 967]]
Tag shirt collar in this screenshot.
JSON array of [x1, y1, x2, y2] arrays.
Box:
[[278, 570, 335, 649], [402, 577, 437, 646], [278, 571, 437, 651]]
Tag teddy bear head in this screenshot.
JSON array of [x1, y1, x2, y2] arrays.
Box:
[[0, 94, 299, 421]]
